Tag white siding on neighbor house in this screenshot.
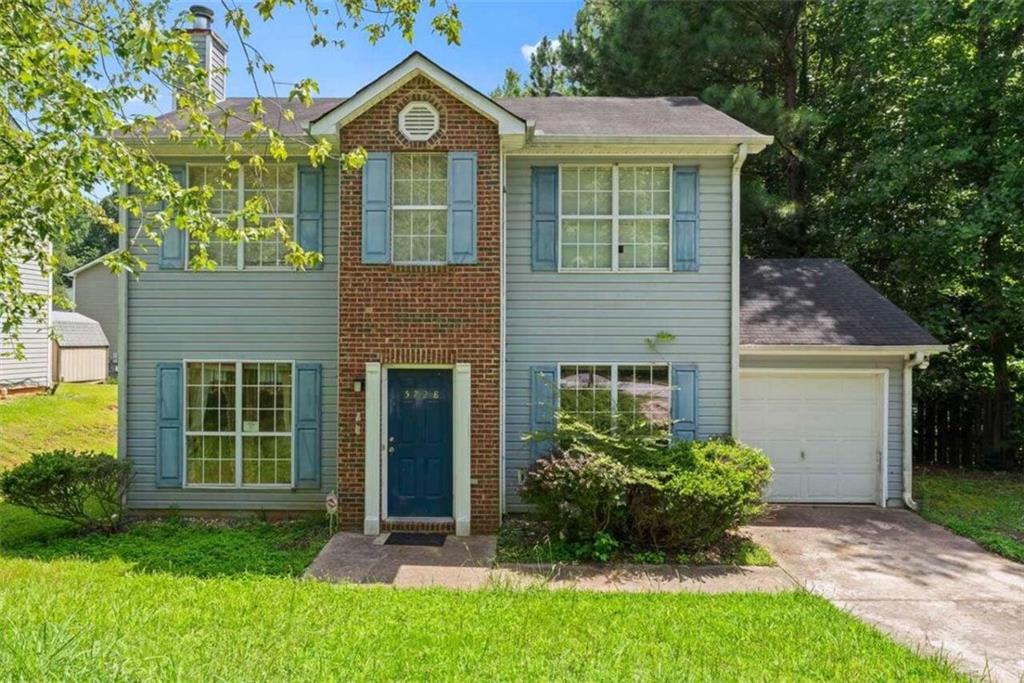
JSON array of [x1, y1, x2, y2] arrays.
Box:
[[124, 158, 339, 511], [740, 354, 907, 504], [0, 260, 51, 390], [504, 155, 735, 510]]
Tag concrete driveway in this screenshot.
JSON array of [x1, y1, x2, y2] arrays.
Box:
[[748, 505, 1024, 682]]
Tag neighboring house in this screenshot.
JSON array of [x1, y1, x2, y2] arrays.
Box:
[[67, 253, 119, 374], [119, 8, 945, 535], [51, 311, 109, 383], [0, 258, 52, 397]]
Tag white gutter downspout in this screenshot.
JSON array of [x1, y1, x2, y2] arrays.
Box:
[[730, 143, 748, 436], [498, 140, 507, 518], [903, 351, 928, 509], [117, 183, 128, 463]]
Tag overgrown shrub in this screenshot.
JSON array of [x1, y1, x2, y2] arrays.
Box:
[[0, 450, 133, 531], [628, 439, 772, 549], [520, 449, 630, 542], [523, 409, 772, 553]]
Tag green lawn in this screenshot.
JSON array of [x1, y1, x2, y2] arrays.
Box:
[[0, 554, 964, 681], [0, 383, 118, 468], [915, 468, 1024, 563]]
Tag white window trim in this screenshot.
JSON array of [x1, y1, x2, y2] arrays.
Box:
[[390, 152, 448, 266], [181, 359, 296, 489], [557, 163, 673, 273], [184, 163, 299, 271], [555, 362, 673, 428]]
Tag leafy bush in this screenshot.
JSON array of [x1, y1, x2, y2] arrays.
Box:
[[0, 450, 133, 532], [522, 409, 773, 554], [628, 439, 772, 550], [520, 449, 630, 542]]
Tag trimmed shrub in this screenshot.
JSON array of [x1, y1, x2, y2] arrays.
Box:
[[0, 450, 133, 532], [520, 449, 630, 543]]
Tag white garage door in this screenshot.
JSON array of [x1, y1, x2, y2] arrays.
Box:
[[739, 372, 883, 503]]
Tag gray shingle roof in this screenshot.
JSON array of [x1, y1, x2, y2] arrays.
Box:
[[496, 96, 766, 139], [740, 259, 941, 347], [52, 311, 109, 348], [151, 95, 767, 140], [154, 97, 346, 137]]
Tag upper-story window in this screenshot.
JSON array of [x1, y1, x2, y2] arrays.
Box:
[[392, 153, 448, 264], [559, 165, 671, 272], [186, 164, 297, 269]]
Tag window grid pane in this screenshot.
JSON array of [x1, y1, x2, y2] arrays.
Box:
[[616, 364, 671, 433], [185, 361, 238, 486], [393, 153, 448, 263], [558, 365, 613, 431], [188, 164, 238, 268], [244, 165, 297, 268], [241, 362, 293, 486]]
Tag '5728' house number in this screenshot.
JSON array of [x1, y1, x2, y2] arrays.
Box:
[[403, 389, 440, 400]]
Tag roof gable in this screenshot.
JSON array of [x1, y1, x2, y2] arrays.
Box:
[[309, 52, 526, 136]]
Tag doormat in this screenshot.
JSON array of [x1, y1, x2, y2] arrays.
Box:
[[384, 532, 447, 547]]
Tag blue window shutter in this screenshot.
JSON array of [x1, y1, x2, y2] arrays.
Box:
[[672, 167, 700, 272], [159, 165, 187, 269], [293, 362, 322, 488], [530, 365, 557, 456], [671, 365, 699, 442], [297, 165, 324, 268], [531, 167, 558, 271], [361, 153, 391, 264], [155, 362, 184, 487], [447, 151, 478, 264]]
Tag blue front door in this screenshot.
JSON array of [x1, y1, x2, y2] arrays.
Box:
[[387, 369, 453, 517]]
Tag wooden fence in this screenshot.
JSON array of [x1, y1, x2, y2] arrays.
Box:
[[914, 395, 1021, 470]]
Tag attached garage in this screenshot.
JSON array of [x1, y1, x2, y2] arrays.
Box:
[[739, 370, 886, 504], [739, 259, 947, 507]]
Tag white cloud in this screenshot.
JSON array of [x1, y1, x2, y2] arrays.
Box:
[[521, 38, 560, 63]]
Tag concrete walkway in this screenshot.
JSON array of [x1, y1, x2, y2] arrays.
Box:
[[748, 505, 1024, 683], [305, 532, 795, 592]]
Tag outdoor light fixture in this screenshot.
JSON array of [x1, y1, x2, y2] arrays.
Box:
[[353, 378, 364, 393]]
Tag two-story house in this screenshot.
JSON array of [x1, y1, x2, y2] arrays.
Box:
[[120, 9, 944, 535]]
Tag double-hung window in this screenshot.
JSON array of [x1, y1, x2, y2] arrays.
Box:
[[185, 361, 294, 487], [392, 153, 448, 264], [558, 363, 671, 433], [559, 165, 672, 271], [186, 164, 297, 269]]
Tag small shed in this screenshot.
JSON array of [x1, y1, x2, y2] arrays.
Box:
[[51, 311, 109, 383]]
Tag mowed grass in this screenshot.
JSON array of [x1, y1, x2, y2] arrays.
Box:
[[0, 557, 965, 682], [0, 383, 117, 467], [915, 468, 1024, 563]]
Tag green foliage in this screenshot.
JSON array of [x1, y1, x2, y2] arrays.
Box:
[[915, 469, 1024, 563], [0, 450, 132, 531], [1, 0, 462, 356], [628, 439, 773, 550], [0, 503, 329, 577], [519, 450, 630, 543], [523, 411, 772, 553]]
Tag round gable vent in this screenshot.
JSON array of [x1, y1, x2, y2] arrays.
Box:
[[398, 101, 440, 141]]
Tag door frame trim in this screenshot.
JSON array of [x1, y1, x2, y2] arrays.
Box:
[[738, 368, 889, 506], [364, 362, 472, 536]]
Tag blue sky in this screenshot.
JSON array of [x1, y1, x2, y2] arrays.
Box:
[[159, 0, 579, 109]]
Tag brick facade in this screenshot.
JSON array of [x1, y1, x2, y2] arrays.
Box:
[[337, 75, 502, 533]]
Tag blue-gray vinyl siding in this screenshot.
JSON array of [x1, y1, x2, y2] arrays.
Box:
[[0, 259, 50, 390], [504, 156, 735, 510], [124, 158, 339, 510], [740, 354, 907, 504]]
